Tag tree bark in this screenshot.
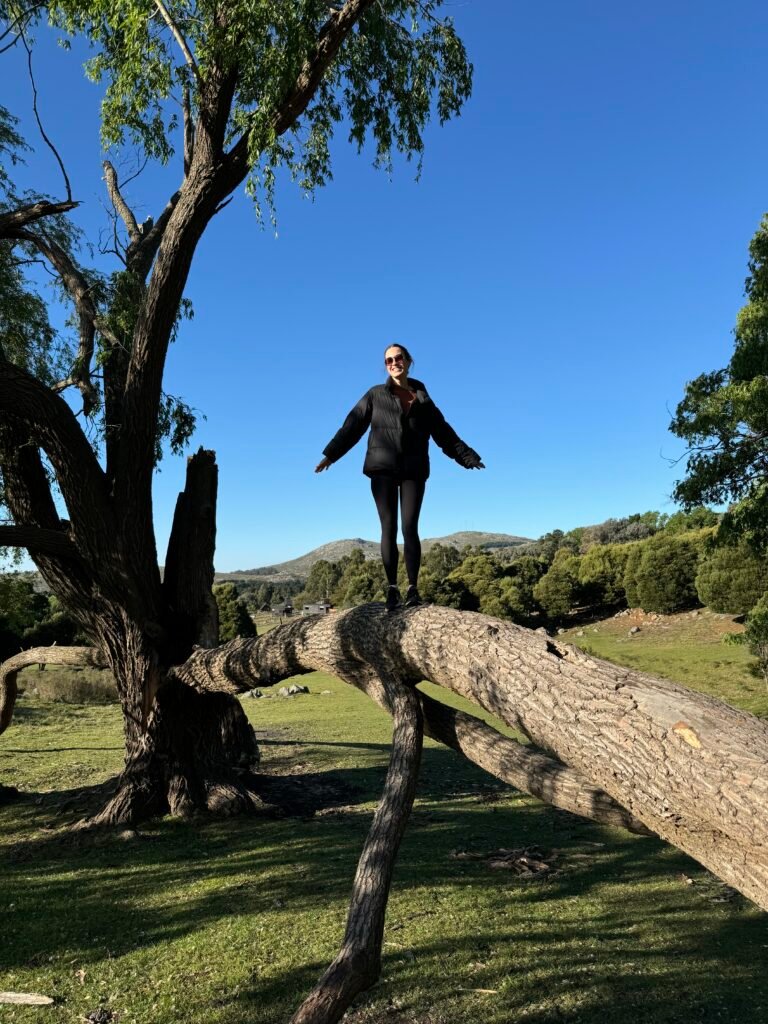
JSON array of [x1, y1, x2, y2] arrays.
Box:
[[163, 447, 220, 653], [290, 671, 423, 1024], [172, 603, 768, 913]]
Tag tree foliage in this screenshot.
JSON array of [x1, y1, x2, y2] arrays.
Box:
[[533, 550, 582, 620], [694, 540, 768, 616], [725, 593, 768, 686], [671, 214, 768, 550], [632, 533, 706, 615], [213, 582, 256, 642], [578, 542, 631, 607], [45, 0, 472, 207], [579, 512, 660, 550]]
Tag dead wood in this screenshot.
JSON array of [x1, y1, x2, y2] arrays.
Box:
[[172, 602, 768, 911]]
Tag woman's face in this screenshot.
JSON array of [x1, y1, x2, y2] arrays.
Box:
[[384, 346, 409, 383]]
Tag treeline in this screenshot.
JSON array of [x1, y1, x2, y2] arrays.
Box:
[[293, 508, 768, 628], [0, 575, 85, 662], [5, 508, 768, 675]]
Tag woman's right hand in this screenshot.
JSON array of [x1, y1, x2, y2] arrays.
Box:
[[315, 457, 332, 473]]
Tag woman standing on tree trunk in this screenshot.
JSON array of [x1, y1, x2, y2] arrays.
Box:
[[316, 345, 484, 611]]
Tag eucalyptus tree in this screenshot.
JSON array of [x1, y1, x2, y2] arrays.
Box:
[[0, 0, 473, 822]]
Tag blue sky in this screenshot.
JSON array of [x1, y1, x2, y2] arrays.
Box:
[[3, 1, 768, 570]]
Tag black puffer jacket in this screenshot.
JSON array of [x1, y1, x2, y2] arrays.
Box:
[[323, 377, 481, 481]]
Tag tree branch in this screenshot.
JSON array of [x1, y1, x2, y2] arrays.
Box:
[[1, 646, 108, 736], [0, 2, 43, 55], [291, 672, 423, 1024], [132, 190, 181, 278], [3, 224, 122, 412], [21, 30, 72, 201], [102, 160, 181, 279], [102, 160, 140, 244], [223, 0, 375, 190], [170, 603, 768, 911], [170, 614, 651, 835], [154, 0, 199, 80], [0, 524, 78, 559], [0, 362, 114, 554], [0, 199, 78, 235]]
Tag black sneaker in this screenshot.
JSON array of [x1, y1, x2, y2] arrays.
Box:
[[404, 585, 422, 608], [385, 586, 402, 612]]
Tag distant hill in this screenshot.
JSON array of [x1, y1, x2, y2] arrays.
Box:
[[215, 531, 531, 583]]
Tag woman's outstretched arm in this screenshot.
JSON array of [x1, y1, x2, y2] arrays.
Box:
[[317, 390, 373, 469], [428, 399, 484, 469]]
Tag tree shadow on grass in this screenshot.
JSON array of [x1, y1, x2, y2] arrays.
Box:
[[2, 743, 768, 1024]]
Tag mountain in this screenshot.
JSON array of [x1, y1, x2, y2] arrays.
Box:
[[215, 531, 531, 583]]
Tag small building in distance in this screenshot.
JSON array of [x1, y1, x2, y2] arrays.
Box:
[[271, 600, 294, 617], [302, 600, 332, 616]]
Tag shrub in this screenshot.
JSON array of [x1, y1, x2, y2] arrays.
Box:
[[578, 543, 631, 607], [433, 576, 478, 611], [725, 593, 768, 685], [533, 552, 581, 620], [214, 583, 257, 641], [634, 534, 703, 614], [622, 542, 645, 607], [695, 541, 768, 615]]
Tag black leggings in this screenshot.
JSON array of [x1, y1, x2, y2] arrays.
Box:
[[370, 477, 426, 587]]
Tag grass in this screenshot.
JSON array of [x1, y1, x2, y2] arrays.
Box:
[[2, 614, 768, 1022], [16, 664, 118, 704]]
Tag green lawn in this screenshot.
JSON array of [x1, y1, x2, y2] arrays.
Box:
[[2, 620, 768, 1023]]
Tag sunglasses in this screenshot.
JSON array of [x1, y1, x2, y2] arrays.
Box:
[[385, 354, 406, 366]]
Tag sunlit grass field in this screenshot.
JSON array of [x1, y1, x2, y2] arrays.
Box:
[[2, 609, 768, 1023]]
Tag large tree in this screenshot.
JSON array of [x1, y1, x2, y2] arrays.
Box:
[[0, 0, 472, 823], [5, 9, 768, 1023], [671, 213, 768, 548]]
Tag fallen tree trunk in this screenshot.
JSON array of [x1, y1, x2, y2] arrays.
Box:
[[0, 646, 108, 734], [173, 603, 768, 911]]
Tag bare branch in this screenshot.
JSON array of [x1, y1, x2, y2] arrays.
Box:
[[183, 83, 194, 175], [171, 604, 768, 911], [154, 0, 199, 79], [0, 3, 43, 44], [0, 199, 78, 235], [0, 2, 43, 54], [291, 674, 423, 1023], [418, 692, 652, 835], [102, 160, 181, 278], [1, 646, 108, 735], [102, 160, 141, 243], [21, 31, 72, 201], [118, 154, 149, 189], [171, 614, 651, 835], [211, 195, 233, 217], [131, 190, 180, 278], [0, 524, 79, 560], [4, 224, 124, 412]]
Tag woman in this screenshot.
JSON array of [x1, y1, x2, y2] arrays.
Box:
[[315, 344, 484, 611]]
